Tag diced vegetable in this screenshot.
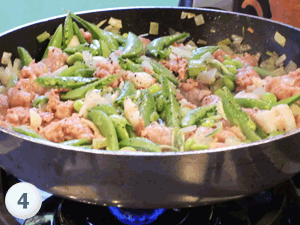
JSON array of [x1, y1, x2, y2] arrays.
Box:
[[36, 31, 50, 43], [97, 19, 107, 28], [194, 14, 205, 26], [149, 22, 159, 35], [274, 31, 286, 47]]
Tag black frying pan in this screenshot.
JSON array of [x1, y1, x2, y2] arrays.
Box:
[[1, 7, 300, 209]]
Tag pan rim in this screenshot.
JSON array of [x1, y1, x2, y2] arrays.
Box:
[[1, 6, 300, 156]]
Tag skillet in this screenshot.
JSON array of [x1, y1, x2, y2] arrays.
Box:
[[1, 7, 300, 208]]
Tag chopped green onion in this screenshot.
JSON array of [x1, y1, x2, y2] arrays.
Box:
[[36, 31, 50, 43]]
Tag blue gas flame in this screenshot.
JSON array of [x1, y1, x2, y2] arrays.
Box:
[[109, 207, 166, 225]]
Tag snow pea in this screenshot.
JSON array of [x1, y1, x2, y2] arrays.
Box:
[[161, 75, 181, 128], [221, 77, 235, 91], [210, 59, 236, 81], [73, 21, 87, 44], [148, 83, 162, 95], [119, 58, 144, 72], [73, 68, 95, 78], [142, 56, 178, 85], [61, 139, 92, 146], [119, 137, 161, 152], [90, 103, 118, 116], [221, 87, 261, 142], [12, 126, 44, 139], [70, 13, 119, 51], [121, 32, 143, 58], [73, 99, 84, 112], [271, 93, 300, 107], [190, 46, 219, 60], [147, 33, 190, 59], [57, 63, 87, 77], [90, 40, 101, 56], [63, 12, 74, 48], [88, 109, 119, 151], [63, 44, 99, 56], [34, 76, 98, 89], [66, 52, 84, 65], [138, 89, 156, 127], [235, 98, 270, 110], [102, 30, 126, 45], [109, 115, 132, 141], [188, 59, 207, 77], [42, 24, 63, 59], [261, 92, 277, 105], [115, 81, 136, 105], [100, 40, 111, 57], [181, 105, 216, 127], [17, 47, 32, 66], [60, 75, 118, 100]]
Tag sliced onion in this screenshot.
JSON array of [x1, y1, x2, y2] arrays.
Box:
[[1, 52, 12, 65], [252, 85, 266, 97], [171, 47, 192, 58], [225, 136, 242, 146], [141, 60, 153, 71], [108, 17, 122, 29], [218, 44, 234, 55], [272, 67, 286, 77], [97, 19, 107, 28], [275, 54, 286, 66], [197, 39, 207, 45], [194, 14, 205, 26], [30, 108, 42, 129], [197, 68, 217, 85], [12, 58, 22, 75], [103, 92, 113, 104], [290, 104, 300, 116], [83, 51, 106, 70], [200, 52, 213, 63], [274, 31, 286, 47], [231, 34, 243, 44], [67, 35, 80, 47], [185, 40, 197, 47], [234, 91, 260, 100], [180, 125, 197, 133], [149, 22, 159, 35], [50, 65, 68, 77], [181, 12, 188, 19], [109, 52, 119, 64], [285, 60, 297, 73], [168, 53, 177, 60], [237, 44, 252, 52]]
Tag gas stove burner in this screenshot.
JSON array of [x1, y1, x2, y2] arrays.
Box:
[[53, 199, 215, 225]]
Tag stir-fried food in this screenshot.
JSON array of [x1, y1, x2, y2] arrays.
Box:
[[1, 12, 300, 152]]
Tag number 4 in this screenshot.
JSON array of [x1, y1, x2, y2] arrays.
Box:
[[18, 193, 29, 209]]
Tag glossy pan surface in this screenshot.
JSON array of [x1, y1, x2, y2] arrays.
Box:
[[1, 7, 300, 208]]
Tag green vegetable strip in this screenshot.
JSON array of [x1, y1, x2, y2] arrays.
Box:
[[17, 47, 33, 66], [63, 12, 74, 48], [88, 110, 119, 151], [161, 75, 181, 128], [190, 46, 219, 60], [221, 87, 261, 142], [121, 32, 143, 58], [60, 75, 118, 100], [138, 89, 156, 127], [119, 137, 161, 152], [181, 105, 216, 127], [57, 63, 88, 77], [235, 98, 270, 110], [72, 21, 87, 44], [115, 81, 136, 105], [12, 126, 44, 139], [42, 24, 63, 59], [34, 76, 98, 89], [61, 139, 92, 146], [271, 93, 300, 107], [90, 104, 119, 116]]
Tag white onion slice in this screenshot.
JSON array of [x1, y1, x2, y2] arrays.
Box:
[[275, 54, 286, 66], [180, 125, 197, 133], [225, 136, 242, 146], [49, 65, 68, 77], [197, 68, 217, 85], [141, 60, 153, 71], [171, 47, 192, 58]]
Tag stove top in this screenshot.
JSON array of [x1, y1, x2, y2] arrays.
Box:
[[2, 167, 300, 225]]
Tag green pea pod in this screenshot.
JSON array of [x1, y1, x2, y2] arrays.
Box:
[[73, 21, 87, 44], [33, 96, 49, 108], [42, 24, 63, 59], [109, 115, 132, 141], [119, 58, 144, 72], [12, 126, 44, 139], [17, 47, 33, 66], [63, 44, 99, 56], [150, 73, 163, 84], [63, 12, 74, 48], [119, 137, 161, 152], [88, 109, 119, 151], [252, 66, 274, 77], [34, 76, 98, 89], [138, 89, 156, 127], [184, 138, 196, 151], [103, 30, 126, 45], [190, 46, 219, 60], [221, 87, 261, 142], [61, 139, 92, 146], [90, 103, 118, 116], [255, 124, 268, 139], [115, 81, 136, 105], [147, 33, 190, 59], [121, 32, 143, 58], [221, 77, 235, 91], [66, 52, 84, 65], [235, 98, 270, 110], [60, 75, 118, 100], [210, 59, 236, 81], [90, 40, 101, 56], [70, 13, 119, 51], [148, 83, 162, 95], [271, 93, 300, 107], [57, 63, 88, 77], [142, 56, 178, 85], [73, 68, 95, 78], [181, 105, 216, 127], [261, 92, 277, 105], [161, 75, 181, 128], [172, 128, 185, 152], [156, 95, 165, 112], [100, 40, 111, 57]]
